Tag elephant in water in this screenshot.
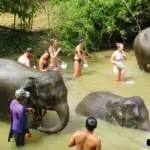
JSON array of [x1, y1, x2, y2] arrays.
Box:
[[75, 91, 150, 131], [0, 58, 69, 134], [134, 27, 150, 72]]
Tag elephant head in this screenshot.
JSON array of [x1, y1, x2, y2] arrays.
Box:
[[20, 71, 69, 134], [121, 97, 150, 131], [106, 96, 150, 131]]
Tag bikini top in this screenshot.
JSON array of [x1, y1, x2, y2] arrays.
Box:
[[114, 50, 124, 61], [43, 61, 49, 69]]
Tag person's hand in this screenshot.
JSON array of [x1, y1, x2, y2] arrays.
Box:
[[57, 47, 61, 52], [28, 108, 35, 112], [25, 132, 32, 138]]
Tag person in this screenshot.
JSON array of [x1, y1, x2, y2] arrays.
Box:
[[48, 39, 61, 71], [111, 42, 126, 81], [38, 51, 51, 71], [8, 89, 35, 147], [73, 39, 87, 78], [18, 48, 32, 67], [116, 42, 125, 52], [68, 116, 101, 150]]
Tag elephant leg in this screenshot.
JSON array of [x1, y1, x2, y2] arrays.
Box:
[[136, 56, 144, 70], [141, 63, 150, 72]]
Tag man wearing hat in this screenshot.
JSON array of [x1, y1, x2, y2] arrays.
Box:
[[18, 48, 32, 67], [68, 116, 101, 150], [8, 89, 35, 147]]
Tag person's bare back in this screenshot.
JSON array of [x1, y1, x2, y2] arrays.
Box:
[[68, 117, 101, 150]]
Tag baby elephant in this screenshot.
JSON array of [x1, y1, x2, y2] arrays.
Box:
[[75, 91, 150, 131]]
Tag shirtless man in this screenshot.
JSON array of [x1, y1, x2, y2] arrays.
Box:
[[68, 116, 101, 150], [48, 39, 61, 72], [18, 48, 32, 67]]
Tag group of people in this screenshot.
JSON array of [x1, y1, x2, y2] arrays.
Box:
[[8, 39, 127, 149], [17, 39, 88, 79], [8, 89, 101, 150], [17, 39, 126, 82], [17, 39, 62, 72]]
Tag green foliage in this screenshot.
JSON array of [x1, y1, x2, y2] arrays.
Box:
[[0, 0, 41, 30], [1, 0, 150, 55]]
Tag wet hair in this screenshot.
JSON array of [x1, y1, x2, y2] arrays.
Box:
[[43, 50, 50, 59], [50, 39, 57, 46], [85, 116, 97, 132]]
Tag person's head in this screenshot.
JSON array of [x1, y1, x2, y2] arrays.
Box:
[[85, 116, 97, 132], [79, 39, 85, 46], [42, 51, 50, 60], [25, 47, 32, 57], [116, 42, 120, 48], [15, 89, 30, 102], [50, 39, 58, 47]]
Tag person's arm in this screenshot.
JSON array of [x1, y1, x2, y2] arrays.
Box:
[[82, 51, 87, 63], [24, 58, 31, 67], [110, 53, 116, 64], [96, 138, 101, 150], [49, 47, 61, 59], [68, 133, 76, 147], [39, 59, 47, 71], [121, 50, 127, 60]]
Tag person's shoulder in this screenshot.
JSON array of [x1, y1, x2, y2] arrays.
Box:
[[73, 130, 83, 136], [18, 55, 22, 60], [113, 50, 118, 54]]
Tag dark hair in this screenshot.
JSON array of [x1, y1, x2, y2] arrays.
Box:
[[79, 39, 84, 43], [85, 116, 97, 132], [44, 51, 50, 59]]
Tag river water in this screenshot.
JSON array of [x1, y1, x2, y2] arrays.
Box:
[[1, 50, 150, 150]]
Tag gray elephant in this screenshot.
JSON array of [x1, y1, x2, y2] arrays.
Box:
[[134, 27, 150, 72], [75, 91, 150, 131], [0, 58, 69, 134]]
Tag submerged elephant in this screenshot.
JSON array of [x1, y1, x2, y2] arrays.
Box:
[[134, 27, 150, 72], [0, 58, 69, 134], [75, 91, 150, 131]]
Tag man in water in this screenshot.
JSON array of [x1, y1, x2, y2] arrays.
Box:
[[18, 47, 32, 67], [68, 116, 101, 150], [8, 89, 35, 147]]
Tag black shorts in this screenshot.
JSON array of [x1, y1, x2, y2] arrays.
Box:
[[14, 132, 25, 146]]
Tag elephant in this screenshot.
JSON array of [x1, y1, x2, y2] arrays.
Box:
[[75, 91, 150, 131], [133, 27, 150, 72], [0, 58, 69, 134]]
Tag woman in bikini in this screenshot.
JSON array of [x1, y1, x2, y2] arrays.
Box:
[[73, 39, 87, 78], [111, 43, 126, 81], [38, 51, 51, 71], [48, 39, 61, 72]]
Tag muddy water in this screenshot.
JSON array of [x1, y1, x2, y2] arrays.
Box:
[[1, 50, 150, 150]]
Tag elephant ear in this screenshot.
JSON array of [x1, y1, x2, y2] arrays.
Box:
[[107, 101, 122, 117], [20, 77, 40, 105], [123, 100, 139, 118]]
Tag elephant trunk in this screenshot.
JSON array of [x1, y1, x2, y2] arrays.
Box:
[[139, 120, 150, 131], [38, 103, 69, 134]]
